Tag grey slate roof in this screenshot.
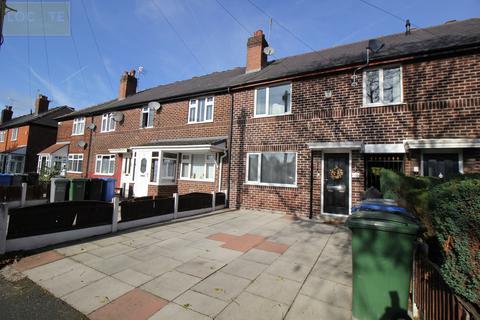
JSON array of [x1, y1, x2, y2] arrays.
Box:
[[0, 106, 74, 130], [58, 18, 480, 120], [138, 136, 228, 147]]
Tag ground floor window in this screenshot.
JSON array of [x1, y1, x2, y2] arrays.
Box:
[[95, 154, 115, 175], [246, 152, 296, 186], [67, 154, 83, 173], [423, 153, 460, 178], [364, 154, 404, 190], [8, 155, 24, 174], [150, 152, 159, 183], [161, 153, 177, 181], [180, 153, 215, 181]]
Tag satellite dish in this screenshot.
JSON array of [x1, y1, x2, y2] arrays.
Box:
[[87, 123, 96, 130], [263, 46, 275, 56], [148, 101, 161, 111], [367, 39, 384, 53], [113, 112, 124, 122], [77, 140, 87, 149]]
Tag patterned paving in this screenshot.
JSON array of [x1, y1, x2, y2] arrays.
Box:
[[11, 210, 352, 319]]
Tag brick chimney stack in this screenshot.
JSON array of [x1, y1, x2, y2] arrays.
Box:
[[118, 70, 138, 100], [1, 106, 13, 124], [35, 94, 50, 114], [246, 30, 268, 73]]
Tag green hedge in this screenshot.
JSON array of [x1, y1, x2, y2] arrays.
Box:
[[379, 169, 480, 305]]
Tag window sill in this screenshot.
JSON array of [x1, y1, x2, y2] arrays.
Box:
[[94, 172, 115, 176], [361, 102, 405, 108], [187, 120, 214, 125], [100, 130, 115, 133], [148, 182, 177, 186], [244, 182, 298, 188], [253, 112, 292, 119], [178, 178, 214, 183], [67, 171, 82, 174], [71, 133, 84, 136], [139, 126, 154, 129]]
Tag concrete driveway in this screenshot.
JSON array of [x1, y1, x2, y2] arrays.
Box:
[[9, 210, 352, 319]]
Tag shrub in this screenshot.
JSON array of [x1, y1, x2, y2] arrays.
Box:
[[428, 178, 480, 305]]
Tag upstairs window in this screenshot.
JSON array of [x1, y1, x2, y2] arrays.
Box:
[[188, 97, 214, 123], [101, 113, 116, 132], [95, 154, 115, 175], [72, 117, 85, 135], [11, 128, 18, 141], [363, 66, 402, 106], [0, 131, 5, 142], [140, 106, 154, 128], [255, 83, 291, 117]]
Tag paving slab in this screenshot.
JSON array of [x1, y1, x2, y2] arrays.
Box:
[[265, 259, 312, 283], [200, 246, 243, 263], [174, 289, 228, 317], [149, 302, 211, 320], [246, 273, 302, 305], [216, 291, 288, 320], [121, 236, 160, 248], [62, 277, 134, 314], [88, 288, 167, 320], [85, 254, 140, 275], [192, 271, 250, 302], [131, 255, 182, 277], [175, 256, 225, 278], [154, 245, 206, 262], [241, 248, 280, 265], [23, 258, 80, 282], [89, 243, 135, 259], [55, 242, 101, 256], [300, 275, 352, 310], [221, 258, 268, 280], [141, 270, 201, 301], [92, 235, 131, 247], [255, 240, 289, 254], [285, 294, 351, 320], [13, 251, 65, 272], [112, 268, 153, 287]]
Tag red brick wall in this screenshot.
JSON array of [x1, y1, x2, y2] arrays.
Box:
[[57, 118, 90, 177], [230, 52, 480, 216]]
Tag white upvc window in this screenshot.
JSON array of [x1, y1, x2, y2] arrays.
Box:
[[140, 106, 154, 128], [161, 152, 177, 180], [11, 127, 18, 141], [254, 83, 292, 117], [8, 155, 25, 174], [246, 152, 297, 186], [101, 113, 116, 132], [67, 154, 83, 173], [72, 117, 85, 135], [363, 66, 403, 106], [95, 154, 115, 175], [180, 153, 215, 181], [188, 97, 214, 123], [150, 151, 159, 183], [0, 130, 5, 142]]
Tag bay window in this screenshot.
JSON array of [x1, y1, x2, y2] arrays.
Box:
[[255, 83, 291, 117], [95, 154, 115, 175], [180, 153, 215, 181], [161, 153, 177, 180], [363, 66, 402, 106], [67, 154, 83, 173], [72, 117, 85, 135], [247, 152, 296, 186], [101, 113, 116, 132], [188, 97, 214, 123]]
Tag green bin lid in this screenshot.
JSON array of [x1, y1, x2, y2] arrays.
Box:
[[69, 178, 89, 182], [346, 210, 419, 235]]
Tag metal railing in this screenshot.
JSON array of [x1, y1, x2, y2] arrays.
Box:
[[412, 249, 479, 320]]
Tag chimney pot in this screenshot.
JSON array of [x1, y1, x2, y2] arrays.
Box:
[[1, 106, 13, 124], [246, 29, 268, 73], [35, 94, 50, 114], [119, 70, 138, 100]]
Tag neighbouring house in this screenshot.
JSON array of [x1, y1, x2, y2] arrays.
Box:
[[0, 94, 72, 175], [48, 18, 480, 217]]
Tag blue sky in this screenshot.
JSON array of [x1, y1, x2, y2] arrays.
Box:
[[0, 0, 478, 115]]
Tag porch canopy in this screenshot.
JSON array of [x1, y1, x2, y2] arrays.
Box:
[[404, 138, 480, 150], [131, 136, 228, 152], [307, 141, 363, 151], [37, 142, 69, 156]]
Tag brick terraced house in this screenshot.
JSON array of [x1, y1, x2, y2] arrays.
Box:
[[46, 18, 480, 217], [0, 94, 72, 174]]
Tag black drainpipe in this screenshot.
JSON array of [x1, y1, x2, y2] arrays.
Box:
[[309, 150, 314, 219], [84, 116, 94, 178], [226, 87, 234, 208]]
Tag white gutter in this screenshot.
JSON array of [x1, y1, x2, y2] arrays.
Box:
[[218, 151, 227, 192]]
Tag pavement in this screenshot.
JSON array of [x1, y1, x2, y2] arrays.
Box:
[[4, 210, 352, 319]]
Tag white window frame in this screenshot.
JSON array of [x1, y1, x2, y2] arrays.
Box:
[[245, 152, 297, 187], [101, 113, 116, 132], [72, 117, 85, 135], [10, 127, 18, 141], [188, 97, 214, 124], [95, 154, 116, 175], [179, 153, 215, 181], [0, 130, 5, 142], [67, 154, 83, 173], [420, 149, 464, 177], [362, 65, 403, 107], [140, 106, 154, 128], [254, 83, 292, 118], [161, 153, 177, 180]]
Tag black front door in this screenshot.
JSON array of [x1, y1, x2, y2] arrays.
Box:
[[324, 153, 349, 215]]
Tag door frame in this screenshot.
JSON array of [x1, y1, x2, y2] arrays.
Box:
[[321, 150, 352, 216]]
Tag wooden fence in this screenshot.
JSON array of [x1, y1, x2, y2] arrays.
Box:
[[412, 249, 479, 320]]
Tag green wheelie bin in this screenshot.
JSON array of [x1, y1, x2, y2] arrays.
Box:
[[346, 210, 419, 320], [68, 178, 88, 201]]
